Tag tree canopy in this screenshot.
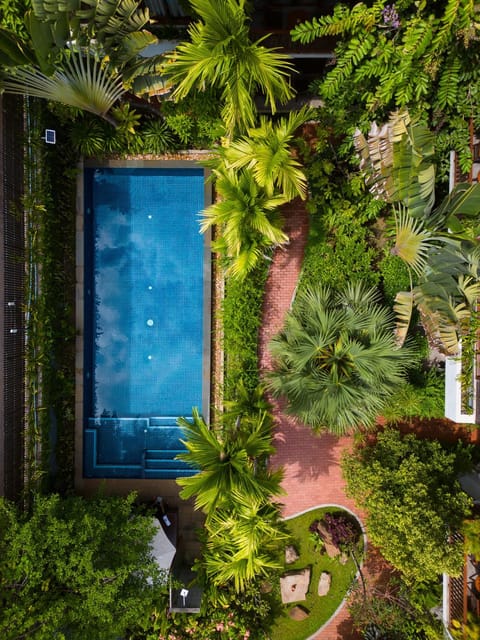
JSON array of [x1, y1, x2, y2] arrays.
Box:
[[0, 492, 167, 640], [342, 429, 473, 584]]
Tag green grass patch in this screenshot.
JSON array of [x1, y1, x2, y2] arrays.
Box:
[[271, 507, 363, 640]]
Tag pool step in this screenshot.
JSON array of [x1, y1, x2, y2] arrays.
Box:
[[143, 448, 197, 476], [150, 416, 193, 427]]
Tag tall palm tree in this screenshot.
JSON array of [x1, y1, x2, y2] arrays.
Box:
[[268, 283, 413, 435], [176, 408, 283, 518], [200, 165, 289, 279], [203, 491, 286, 592], [354, 110, 480, 355], [207, 107, 311, 201], [165, 0, 295, 136]]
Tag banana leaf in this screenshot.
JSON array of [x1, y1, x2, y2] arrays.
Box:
[[430, 182, 480, 232], [0, 28, 35, 67]]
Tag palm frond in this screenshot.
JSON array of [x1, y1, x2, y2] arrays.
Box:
[[2, 52, 125, 120], [393, 208, 432, 276], [393, 290, 414, 347]]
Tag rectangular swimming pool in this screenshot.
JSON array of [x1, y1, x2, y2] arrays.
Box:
[[82, 164, 210, 479]]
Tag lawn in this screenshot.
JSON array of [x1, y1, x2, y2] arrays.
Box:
[[270, 507, 363, 640]]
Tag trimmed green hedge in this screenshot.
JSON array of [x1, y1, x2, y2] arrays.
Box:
[[222, 264, 269, 400]]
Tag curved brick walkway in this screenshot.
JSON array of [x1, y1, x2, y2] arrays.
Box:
[[259, 198, 363, 640]]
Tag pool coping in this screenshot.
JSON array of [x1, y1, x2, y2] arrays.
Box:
[[75, 159, 212, 498]]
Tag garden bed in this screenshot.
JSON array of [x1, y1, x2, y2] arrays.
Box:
[[271, 506, 364, 640]]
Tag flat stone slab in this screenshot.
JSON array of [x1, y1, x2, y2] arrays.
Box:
[[318, 572, 331, 596], [280, 568, 311, 604], [289, 605, 309, 621]]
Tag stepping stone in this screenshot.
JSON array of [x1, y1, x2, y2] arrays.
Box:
[[318, 572, 331, 596], [280, 568, 311, 603], [289, 605, 309, 621], [285, 545, 300, 564]]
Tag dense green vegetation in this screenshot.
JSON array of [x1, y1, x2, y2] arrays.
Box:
[[24, 99, 77, 495], [343, 429, 473, 584], [3, 0, 480, 637], [0, 493, 168, 640], [269, 283, 414, 434]]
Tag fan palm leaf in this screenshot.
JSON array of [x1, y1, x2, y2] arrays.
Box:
[[392, 207, 433, 276], [269, 283, 413, 434], [2, 52, 125, 122]]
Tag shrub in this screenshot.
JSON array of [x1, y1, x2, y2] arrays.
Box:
[[379, 251, 412, 306], [222, 264, 268, 399]]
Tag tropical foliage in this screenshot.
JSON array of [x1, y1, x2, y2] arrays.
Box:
[[268, 282, 413, 435], [291, 0, 480, 171], [176, 400, 285, 593], [348, 574, 443, 639], [200, 164, 289, 279], [0, 0, 171, 121], [0, 493, 167, 640], [342, 429, 473, 584], [354, 110, 480, 354], [201, 110, 309, 279], [166, 0, 295, 136]]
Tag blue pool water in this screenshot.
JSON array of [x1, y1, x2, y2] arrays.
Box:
[[83, 166, 207, 479]]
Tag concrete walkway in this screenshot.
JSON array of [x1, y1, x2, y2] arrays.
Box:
[[259, 198, 363, 639]]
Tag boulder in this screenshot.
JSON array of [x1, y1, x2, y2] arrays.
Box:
[[317, 572, 331, 596], [316, 520, 340, 558], [288, 605, 309, 621], [285, 545, 300, 565], [280, 568, 311, 603]]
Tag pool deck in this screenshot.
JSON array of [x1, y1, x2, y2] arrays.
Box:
[[259, 197, 390, 640]]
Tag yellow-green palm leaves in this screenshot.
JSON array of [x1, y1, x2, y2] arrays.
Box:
[[176, 401, 285, 593], [215, 107, 311, 200], [166, 0, 295, 136], [200, 166, 289, 279], [176, 408, 283, 517]]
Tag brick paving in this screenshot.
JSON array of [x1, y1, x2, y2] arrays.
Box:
[[259, 198, 365, 639]]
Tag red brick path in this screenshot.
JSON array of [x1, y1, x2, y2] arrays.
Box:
[[259, 199, 364, 640]]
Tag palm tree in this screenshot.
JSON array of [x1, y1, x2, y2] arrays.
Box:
[[0, 0, 171, 122], [200, 165, 289, 279], [354, 110, 480, 355], [176, 408, 283, 518], [203, 495, 286, 592], [207, 107, 311, 201], [268, 283, 413, 435], [165, 0, 295, 136], [2, 52, 125, 125]]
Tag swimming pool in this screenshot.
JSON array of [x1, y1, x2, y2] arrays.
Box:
[[82, 164, 210, 478]]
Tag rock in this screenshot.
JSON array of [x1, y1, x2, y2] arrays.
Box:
[[339, 552, 349, 565], [316, 520, 340, 557], [285, 545, 300, 565], [280, 568, 311, 603], [288, 605, 309, 621], [318, 572, 331, 596]]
